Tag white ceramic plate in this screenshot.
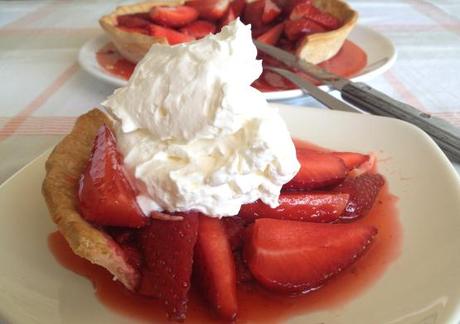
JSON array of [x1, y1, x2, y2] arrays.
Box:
[[1, 105, 459, 324], [78, 25, 396, 101]]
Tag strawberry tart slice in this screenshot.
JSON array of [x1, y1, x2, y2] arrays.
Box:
[[100, 0, 357, 64], [43, 20, 386, 322]]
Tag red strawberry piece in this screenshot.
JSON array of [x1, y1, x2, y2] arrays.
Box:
[[123, 245, 143, 270], [262, 70, 296, 89], [239, 192, 349, 223], [234, 250, 254, 283], [78, 125, 147, 228], [106, 228, 143, 270], [284, 17, 325, 41], [256, 22, 284, 45], [187, 0, 230, 21], [231, 0, 246, 16], [277, 36, 295, 51], [138, 213, 199, 321], [289, 2, 313, 20], [262, 0, 282, 24], [180, 20, 216, 38], [252, 24, 272, 38], [289, 3, 340, 30], [283, 149, 348, 191], [282, 0, 313, 14], [219, 7, 237, 29], [242, 0, 265, 28], [244, 218, 377, 293], [194, 215, 238, 321], [332, 152, 370, 171], [148, 24, 195, 44], [117, 13, 151, 28], [222, 216, 247, 251], [149, 5, 199, 28], [335, 173, 385, 221]]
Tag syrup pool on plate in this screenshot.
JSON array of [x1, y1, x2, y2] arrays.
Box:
[[96, 40, 368, 92], [48, 143, 402, 324]]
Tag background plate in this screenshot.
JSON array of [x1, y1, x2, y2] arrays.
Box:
[[78, 25, 396, 101], [0, 105, 459, 324]]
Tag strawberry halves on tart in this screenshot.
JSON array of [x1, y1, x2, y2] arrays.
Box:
[[244, 218, 378, 294], [138, 213, 200, 321], [78, 125, 147, 228]]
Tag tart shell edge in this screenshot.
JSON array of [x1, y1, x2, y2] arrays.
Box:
[[42, 109, 139, 291]]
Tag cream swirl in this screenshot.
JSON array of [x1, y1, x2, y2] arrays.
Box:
[[103, 19, 299, 217]]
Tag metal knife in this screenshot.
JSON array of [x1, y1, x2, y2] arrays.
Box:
[[255, 40, 460, 162]]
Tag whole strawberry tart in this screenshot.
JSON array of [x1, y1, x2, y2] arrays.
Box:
[[43, 20, 396, 322], [97, 0, 365, 92], [100, 0, 357, 64]]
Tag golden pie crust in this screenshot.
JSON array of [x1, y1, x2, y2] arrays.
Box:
[[99, 0, 357, 64], [42, 109, 139, 291], [99, 0, 185, 63], [296, 0, 358, 64]]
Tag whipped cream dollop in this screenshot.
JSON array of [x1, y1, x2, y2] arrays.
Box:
[[103, 19, 299, 217]]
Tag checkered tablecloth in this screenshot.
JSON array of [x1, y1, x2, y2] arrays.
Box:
[[0, 0, 459, 183]]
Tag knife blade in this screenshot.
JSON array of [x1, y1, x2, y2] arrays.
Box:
[[265, 66, 361, 114], [255, 40, 460, 162]]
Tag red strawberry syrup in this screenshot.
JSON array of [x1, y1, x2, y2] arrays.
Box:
[[96, 40, 367, 93], [48, 155, 401, 323], [96, 45, 135, 81]]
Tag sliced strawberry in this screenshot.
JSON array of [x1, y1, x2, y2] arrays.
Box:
[[149, 5, 199, 28], [282, 0, 313, 14], [289, 3, 341, 30], [180, 20, 216, 38], [222, 216, 247, 251], [332, 152, 370, 171], [244, 219, 377, 293], [335, 173, 385, 221], [243, 0, 281, 27], [138, 213, 199, 321], [117, 13, 151, 28], [187, 0, 230, 21], [194, 216, 238, 321], [231, 0, 246, 16], [289, 2, 312, 20], [148, 24, 195, 44], [262, 0, 282, 24], [239, 192, 349, 223], [219, 7, 237, 28], [234, 251, 254, 283], [283, 149, 348, 191], [78, 125, 147, 228], [262, 70, 296, 89], [284, 17, 325, 41], [256, 22, 284, 45], [277, 36, 296, 51], [242, 0, 265, 28], [252, 24, 272, 38], [106, 227, 143, 270]]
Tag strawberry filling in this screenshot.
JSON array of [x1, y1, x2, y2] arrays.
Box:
[[116, 0, 342, 47], [77, 125, 385, 321], [114, 0, 345, 89]]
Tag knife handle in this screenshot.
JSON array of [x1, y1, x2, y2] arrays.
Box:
[[341, 82, 460, 162]]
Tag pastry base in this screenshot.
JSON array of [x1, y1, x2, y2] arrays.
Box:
[[42, 109, 139, 291]]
